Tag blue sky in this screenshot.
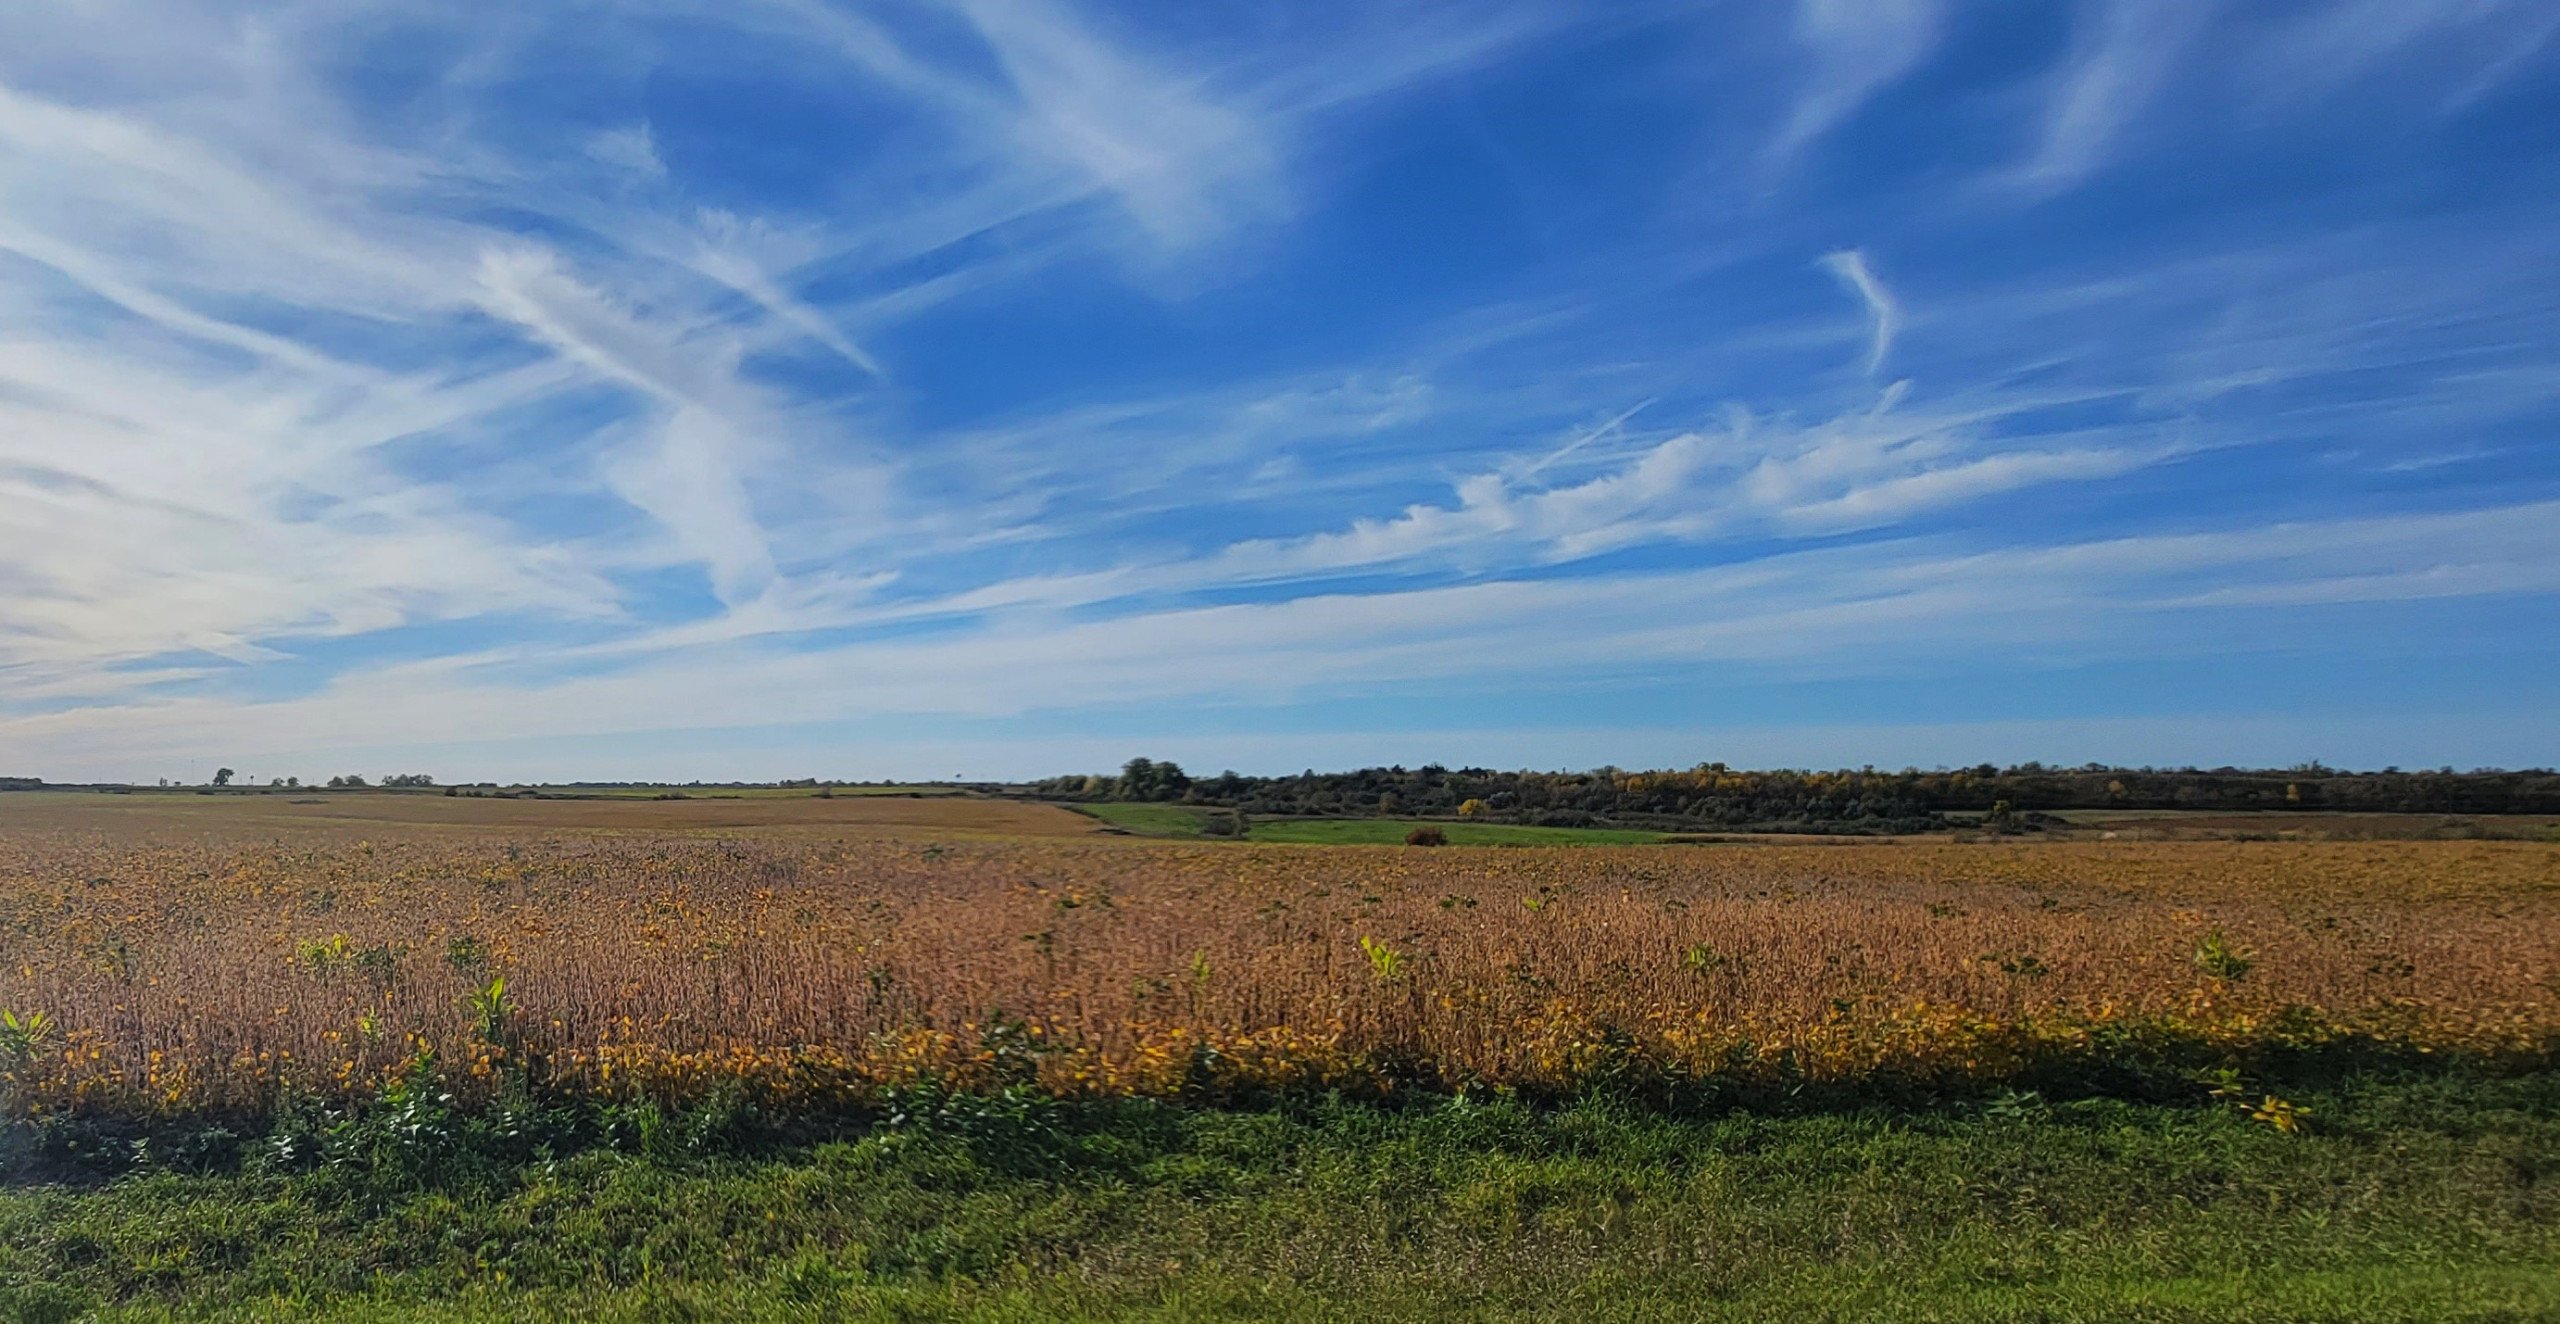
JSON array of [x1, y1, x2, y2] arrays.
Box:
[[3, 0, 2558, 783]]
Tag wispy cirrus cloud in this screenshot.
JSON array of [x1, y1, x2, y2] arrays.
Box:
[[8, 496, 2556, 777], [1818, 248, 1898, 375], [2005, 0, 2559, 194], [1769, 0, 1944, 169], [0, 0, 1353, 697], [2, 0, 2556, 778], [2011, 0, 2221, 194]]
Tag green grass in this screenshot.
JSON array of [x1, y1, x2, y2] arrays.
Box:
[[2, 1071, 2554, 1321], [1067, 802, 1220, 836], [1065, 803, 1667, 846]]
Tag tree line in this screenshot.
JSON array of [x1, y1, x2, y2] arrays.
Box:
[[1021, 759, 2560, 831]]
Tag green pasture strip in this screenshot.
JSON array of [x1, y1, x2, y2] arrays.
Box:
[[3, 1071, 2552, 1322]]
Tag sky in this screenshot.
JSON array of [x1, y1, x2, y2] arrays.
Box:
[[3, 0, 2558, 784]]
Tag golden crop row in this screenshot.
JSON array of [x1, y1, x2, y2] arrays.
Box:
[[2, 831, 2554, 1115]]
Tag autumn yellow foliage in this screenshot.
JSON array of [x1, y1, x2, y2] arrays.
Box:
[[2, 826, 2554, 1117]]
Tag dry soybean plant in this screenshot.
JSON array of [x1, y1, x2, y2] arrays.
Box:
[[1, 830, 2555, 1117]]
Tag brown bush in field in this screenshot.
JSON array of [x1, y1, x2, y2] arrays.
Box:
[[1404, 826, 1448, 847], [0, 825, 2555, 1117]]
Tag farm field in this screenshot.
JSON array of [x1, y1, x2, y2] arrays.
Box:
[[1, 796, 2556, 1318], [514, 784, 965, 799], [2, 792, 2556, 1106], [1068, 801, 1670, 845], [0, 790, 1099, 840], [2044, 808, 2560, 841], [2, 794, 2555, 1108], [1247, 818, 1668, 846]]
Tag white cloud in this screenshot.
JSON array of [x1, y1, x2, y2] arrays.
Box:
[[2013, 0, 2221, 193], [1995, 0, 2560, 196], [8, 498, 2556, 778], [1, 0, 2552, 780], [689, 238, 887, 379], [0, 0, 1591, 711], [0, 80, 453, 321], [2255, 0, 2559, 107], [949, 0, 1286, 251], [1819, 248, 1899, 374], [1771, 0, 1944, 166], [586, 123, 666, 180]]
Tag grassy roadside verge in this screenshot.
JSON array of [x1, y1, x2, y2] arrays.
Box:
[[2, 1070, 2553, 1322]]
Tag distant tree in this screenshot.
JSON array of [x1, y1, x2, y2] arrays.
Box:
[[327, 774, 369, 789], [1115, 758, 1191, 802], [211, 768, 235, 787], [381, 774, 436, 788]]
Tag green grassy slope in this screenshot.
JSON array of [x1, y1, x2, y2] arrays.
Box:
[[3, 1072, 2554, 1321], [1066, 802, 1218, 836]]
